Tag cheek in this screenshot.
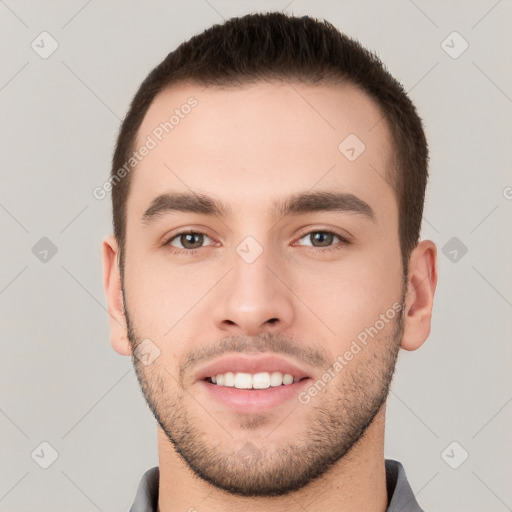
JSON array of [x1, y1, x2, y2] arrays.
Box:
[[289, 247, 402, 345], [123, 256, 221, 334], [131, 265, 230, 359]]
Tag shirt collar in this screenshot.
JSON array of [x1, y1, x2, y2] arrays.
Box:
[[129, 459, 424, 512], [385, 459, 425, 512]]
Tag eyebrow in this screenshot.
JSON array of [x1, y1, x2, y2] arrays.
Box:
[[141, 190, 376, 224]]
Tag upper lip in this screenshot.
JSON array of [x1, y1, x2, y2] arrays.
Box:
[[195, 354, 312, 382]]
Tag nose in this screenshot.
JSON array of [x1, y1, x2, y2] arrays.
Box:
[[212, 244, 295, 337]]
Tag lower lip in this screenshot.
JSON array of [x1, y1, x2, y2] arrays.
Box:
[[199, 379, 311, 413]]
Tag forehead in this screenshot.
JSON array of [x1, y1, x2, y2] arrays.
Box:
[[128, 80, 396, 227]]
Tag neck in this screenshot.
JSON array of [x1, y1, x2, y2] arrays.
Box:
[[157, 407, 388, 512]]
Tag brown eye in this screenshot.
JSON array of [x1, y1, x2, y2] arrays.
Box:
[[310, 231, 335, 247], [298, 230, 346, 249], [167, 231, 212, 251]]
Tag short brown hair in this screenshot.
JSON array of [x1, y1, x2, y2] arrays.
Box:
[[111, 11, 428, 275]]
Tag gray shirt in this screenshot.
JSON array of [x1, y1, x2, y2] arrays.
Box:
[[129, 459, 425, 512]]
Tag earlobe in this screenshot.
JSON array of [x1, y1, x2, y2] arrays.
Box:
[[102, 234, 132, 356], [400, 240, 438, 351]]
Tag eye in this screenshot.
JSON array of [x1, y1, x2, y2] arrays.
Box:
[[162, 228, 350, 256], [164, 231, 214, 253], [295, 230, 350, 252]]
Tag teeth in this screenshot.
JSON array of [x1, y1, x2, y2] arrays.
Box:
[[252, 372, 270, 389], [211, 371, 299, 389], [270, 371, 283, 387], [224, 372, 235, 387], [234, 372, 252, 389], [282, 373, 294, 385]]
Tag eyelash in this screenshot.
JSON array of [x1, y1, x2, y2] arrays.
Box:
[[162, 229, 350, 256]]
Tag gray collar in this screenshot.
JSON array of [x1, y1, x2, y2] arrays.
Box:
[[129, 459, 424, 512]]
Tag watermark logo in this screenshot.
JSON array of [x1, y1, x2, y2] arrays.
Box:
[[442, 236, 468, 263], [31, 441, 59, 469], [134, 339, 161, 366], [236, 236, 264, 264], [236, 442, 262, 466], [298, 302, 403, 404], [338, 134, 366, 162], [32, 237, 58, 263], [93, 97, 198, 200], [31, 31, 59, 59], [441, 31, 469, 60], [441, 441, 469, 469]]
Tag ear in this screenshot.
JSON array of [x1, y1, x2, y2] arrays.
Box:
[[102, 234, 132, 356], [400, 239, 438, 351]]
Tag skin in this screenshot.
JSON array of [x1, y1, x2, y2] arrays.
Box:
[[102, 81, 437, 511]]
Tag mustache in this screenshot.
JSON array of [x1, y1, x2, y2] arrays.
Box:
[[179, 332, 331, 381]]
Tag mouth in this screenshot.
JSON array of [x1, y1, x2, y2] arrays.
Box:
[[207, 371, 305, 388], [195, 354, 313, 413]]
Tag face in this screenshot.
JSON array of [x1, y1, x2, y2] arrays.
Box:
[[121, 81, 406, 496]]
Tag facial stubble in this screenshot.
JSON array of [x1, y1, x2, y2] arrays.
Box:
[[124, 287, 405, 497]]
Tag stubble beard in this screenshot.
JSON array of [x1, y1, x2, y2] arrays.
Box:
[[125, 290, 405, 497]]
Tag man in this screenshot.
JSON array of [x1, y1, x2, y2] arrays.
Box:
[[102, 11, 437, 512]]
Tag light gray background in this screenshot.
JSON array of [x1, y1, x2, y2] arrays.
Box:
[[1, 1, 511, 511]]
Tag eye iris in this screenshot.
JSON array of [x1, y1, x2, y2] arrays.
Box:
[[181, 233, 203, 249], [312, 232, 333, 247]]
